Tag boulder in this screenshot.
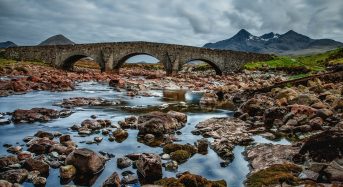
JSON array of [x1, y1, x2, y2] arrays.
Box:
[[102, 172, 120, 187], [136, 153, 162, 182], [112, 129, 128, 143], [155, 171, 226, 187], [263, 107, 288, 126], [194, 117, 252, 160], [166, 111, 187, 123], [23, 158, 49, 176], [17, 151, 32, 160], [59, 165, 76, 179], [245, 144, 300, 172], [34, 130, 54, 140], [0, 169, 28, 183], [324, 159, 343, 182], [32, 176, 46, 186], [239, 96, 274, 116], [59, 134, 71, 143], [293, 130, 343, 163], [65, 148, 105, 174], [117, 157, 132, 169], [0, 156, 19, 169], [196, 139, 209, 155], [137, 111, 186, 135]]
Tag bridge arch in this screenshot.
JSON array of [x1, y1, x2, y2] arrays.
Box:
[[183, 58, 222, 75], [115, 52, 166, 70], [61, 53, 105, 71]]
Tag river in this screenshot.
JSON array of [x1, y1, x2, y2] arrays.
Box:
[[0, 81, 290, 187]]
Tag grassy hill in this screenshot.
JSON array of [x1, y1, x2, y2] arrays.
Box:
[[244, 48, 343, 78]]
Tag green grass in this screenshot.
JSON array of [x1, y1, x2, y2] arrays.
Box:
[[244, 48, 343, 74], [0, 58, 50, 68], [288, 73, 311, 80], [123, 63, 164, 70]]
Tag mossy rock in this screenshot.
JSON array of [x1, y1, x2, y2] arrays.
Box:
[[155, 172, 226, 187], [155, 178, 184, 187], [170, 150, 190, 163], [246, 164, 302, 187], [163, 143, 197, 155]]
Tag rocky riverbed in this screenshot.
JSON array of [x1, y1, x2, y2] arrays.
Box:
[[0, 62, 342, 187]]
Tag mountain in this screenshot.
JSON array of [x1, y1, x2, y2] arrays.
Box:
[[0, 41, 17, 48], [38, 34, 75, 46], [203, 29, 343, 55]]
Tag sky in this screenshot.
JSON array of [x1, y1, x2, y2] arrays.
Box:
[[0, 0, 342, 47]]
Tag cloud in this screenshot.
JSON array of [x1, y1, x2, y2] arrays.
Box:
[[0, 0, 342, 46]]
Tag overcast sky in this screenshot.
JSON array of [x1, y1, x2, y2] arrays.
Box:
[[0, 0, 342, 46]]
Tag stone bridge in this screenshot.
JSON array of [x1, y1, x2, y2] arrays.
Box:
[[2, 41, 272, 75]]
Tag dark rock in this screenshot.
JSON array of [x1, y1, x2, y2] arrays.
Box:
[[12, 108, 59, 123], [121, 174, 138, 184], [163, 143, 197, 155], [137, 111, 186, 135], [112, 129, 128, 143], [102, 172, 120, 187], [17, 151, 32, 160], [170, 150, 190, 163], [32, 176, 46, 186], [240, 96, 274, 116], [136, 153, 162, 182], [59, 165, 76, 179], [196, 139, 209, 155], [55, 97, 119, 108], [0, 156, 19, 169], [59, 134, 71, 143], [65, 148, 105, 174], [34, 131, 54, 140], [27, 138, 57, 154], [0, 169, 28, 183], [293, 130, 343, 163], [117, 157, 132, 169], [23, 158, 49, 176], [263, 106, 288, 127], [324, 159, 343, 182], [155, 171, 226, 187]]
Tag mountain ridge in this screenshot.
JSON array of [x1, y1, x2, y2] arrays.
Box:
[[38, 34, 75, 46], [0, 41, 17, 48], [203, 29, 343, 55]]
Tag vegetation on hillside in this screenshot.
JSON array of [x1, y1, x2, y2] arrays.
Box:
[[244, 48, 343, 75], [0, 58, 50, 69], [123, 63, 164, 70]]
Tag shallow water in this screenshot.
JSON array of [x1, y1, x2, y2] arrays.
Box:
[[0, 81, 289, 187]]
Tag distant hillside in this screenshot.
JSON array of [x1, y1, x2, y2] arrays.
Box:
[[38, 34, 75, 46], [204, 29, 343, 55], [0, 41, 17, 48]]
